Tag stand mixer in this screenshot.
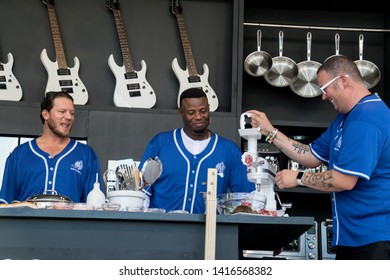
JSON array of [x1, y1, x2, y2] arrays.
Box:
[[238, 113, 290, 216]]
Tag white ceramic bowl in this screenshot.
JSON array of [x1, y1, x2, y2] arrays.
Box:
[[107, 190, 145, 211]]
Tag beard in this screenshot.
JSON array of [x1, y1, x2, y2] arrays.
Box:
[[193, 127, 206, 134], [47, 119, 72, 138]]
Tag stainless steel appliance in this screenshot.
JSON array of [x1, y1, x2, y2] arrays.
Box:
[[320, 219, 337, 260], [238, 113, 291, 216], [242, 222, 318, 260]]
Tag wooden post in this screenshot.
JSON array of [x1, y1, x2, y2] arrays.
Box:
[[204, 168, 217, 260]]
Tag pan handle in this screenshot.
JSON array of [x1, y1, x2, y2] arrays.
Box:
[[359, 34, 364, 60], [335, 33, 340, 55], [306, 32, 312, 62], [278, 31, 284, 57], [256, 29, 263, 52]]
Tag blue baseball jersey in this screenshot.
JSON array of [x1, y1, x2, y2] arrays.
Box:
[[139, 128, 255, 214], [0, 138, 103, 203], [310, 93, 390, 246]]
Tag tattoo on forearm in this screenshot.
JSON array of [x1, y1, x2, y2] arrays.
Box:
[[304, 170, 335, 189], [292, 142, 309, 155]]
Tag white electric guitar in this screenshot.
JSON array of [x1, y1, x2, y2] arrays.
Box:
[[0, 52, 23, 101], [107, 0, 156, 108], [170, 0, 218, 111], [41, 0, 88, 105]]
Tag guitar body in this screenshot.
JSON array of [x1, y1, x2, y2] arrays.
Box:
[[40, 48, 88, 105], [108, 54, 156, 108], [172, 57, 218, 112], [0, 53, 23, 101]]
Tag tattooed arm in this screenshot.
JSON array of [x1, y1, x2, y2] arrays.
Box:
[[247, 110, 321, 168], [275, 169, 359, 192]]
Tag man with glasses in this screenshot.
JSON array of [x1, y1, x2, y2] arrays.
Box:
[[247, 55, 390, 260]]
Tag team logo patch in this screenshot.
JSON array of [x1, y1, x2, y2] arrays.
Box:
[[71, 160, 83, 174], [216, 161, 225, 178], [335, 134, 342, 151]]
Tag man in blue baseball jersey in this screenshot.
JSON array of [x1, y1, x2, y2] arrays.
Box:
[[0, 91, 103, 204], [248, 55, 390, 260], [139, 88, 255, 214]]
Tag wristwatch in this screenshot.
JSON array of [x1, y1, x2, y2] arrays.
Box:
[[296, 171, 304, 186]]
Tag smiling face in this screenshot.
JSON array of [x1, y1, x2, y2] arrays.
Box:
[[42, 96, 75, 138], [180, 96, 210, 140], [318, 72, 347, 112]]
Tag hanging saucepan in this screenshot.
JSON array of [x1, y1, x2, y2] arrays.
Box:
[[244, 29, 272, 77], [264, 31, 298, 87], [290, 32, 322, 98], [324, 33, 342, 62], [354, 34, 381, 89]]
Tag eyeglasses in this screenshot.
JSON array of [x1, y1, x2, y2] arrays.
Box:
[[319, 75, 341, 95], [319, 74, 349, 95]]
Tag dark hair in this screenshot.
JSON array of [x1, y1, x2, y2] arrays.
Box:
[[179, 88, 207, 108], [40, 91, 74, 124], [318, 55, 364, 83]]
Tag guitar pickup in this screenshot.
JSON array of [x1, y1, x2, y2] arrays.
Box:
[[129, 91, 141, 97], [0, 84, 7, 90], [0, 65, 4, 71], [61, 87, 74, 94], [127, 83, 140, 90], [125, 72, 138, 79], [188, 76, 201, 83], [0, 76, 6, 83], [57, 69, 71, 76], [60, 80, 73, 87]]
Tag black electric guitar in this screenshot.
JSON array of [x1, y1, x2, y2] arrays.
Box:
[[0, 49, 23, 101], [170, 0, 218, 111], [41, 0, 88, 105], [107, 0, 156, 108]]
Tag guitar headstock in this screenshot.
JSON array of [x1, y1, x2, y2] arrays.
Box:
[[41, 0, 54, 8], [170, 0, 182, 15], [107, 0, 120, 12]]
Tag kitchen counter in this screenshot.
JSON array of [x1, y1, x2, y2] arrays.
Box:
[[0, 208, 314, 260]]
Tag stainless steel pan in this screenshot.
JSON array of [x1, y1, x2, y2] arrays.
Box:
[[324, 33, 342, 62], [290, 32, 322, 98], [264, 31, 298, 87], [244, 29, 272, 77], [354, 34, 381, 89]]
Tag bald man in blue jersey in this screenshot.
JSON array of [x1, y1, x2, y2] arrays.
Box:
[[139, 88, 255, 214]]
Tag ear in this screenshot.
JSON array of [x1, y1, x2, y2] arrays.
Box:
[[41, 110, 49, 121]]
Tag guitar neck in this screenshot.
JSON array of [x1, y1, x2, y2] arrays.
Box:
[[112, 9, 135, 73], [175, 13, 198, 76], [46, 5, 68, 69]]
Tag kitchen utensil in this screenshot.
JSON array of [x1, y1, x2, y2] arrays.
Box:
[[244, 29, 272, 77], [107, 190, 146, 211], [141, 157, 163, 188], [290, 32, 322, 98], [115, 165, 125, 190], [264, 31, 298, 87], [324, 33, 341, 62], [26, 190, 72, 209], [354, 34, 381, 89], [213, 192, 266, 215], [133, 165, 141, 190]]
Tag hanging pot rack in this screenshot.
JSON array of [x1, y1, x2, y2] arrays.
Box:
[[244, 22, 390, 33]]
